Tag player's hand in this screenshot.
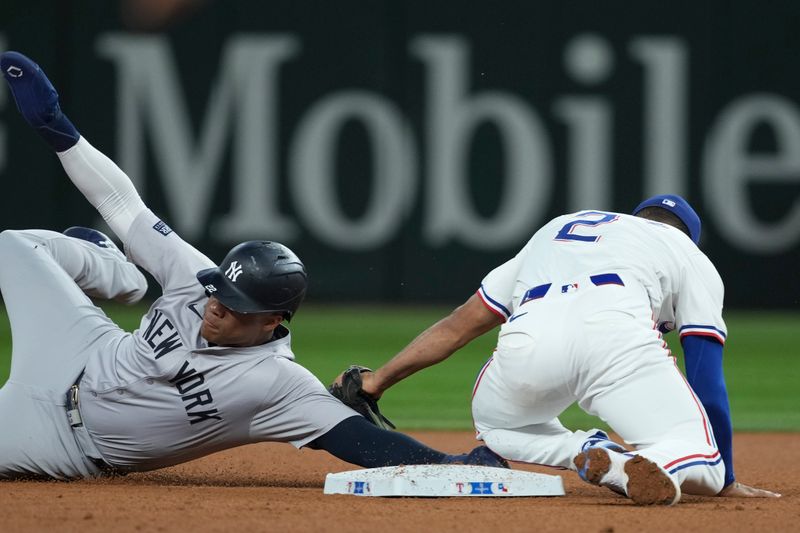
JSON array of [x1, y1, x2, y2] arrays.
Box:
[[358, 370, 381, 399], [331, 368, 381, 399], [719, 481, 781, 498], [328, 366, 394, 429]]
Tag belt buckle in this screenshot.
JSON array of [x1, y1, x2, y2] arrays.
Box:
[[66, 384, 83, 428]]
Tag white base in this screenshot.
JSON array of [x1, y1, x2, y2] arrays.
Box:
[[323, 464, 565, 497]]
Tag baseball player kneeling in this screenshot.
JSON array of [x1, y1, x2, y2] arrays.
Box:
[[337, 193, 782, 503], [0, 51, 507, 480]]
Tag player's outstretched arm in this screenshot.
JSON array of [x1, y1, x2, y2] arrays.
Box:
[[1, 51, 146, 243], [308, 415, 508, 469], [682, 335, 737, 486], [358, 293, 503, 398], [720, 481, 781, 498]]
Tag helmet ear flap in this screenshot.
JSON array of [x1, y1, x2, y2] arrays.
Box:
[[196, 241, 307, 318]]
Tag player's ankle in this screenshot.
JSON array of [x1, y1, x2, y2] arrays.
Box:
[[37, 111, 80, 152], [1, 51, 81, 151]]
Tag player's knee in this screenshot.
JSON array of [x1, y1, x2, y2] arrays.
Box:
[[0, 230, 52, 263], [0, 230, 29, 252]]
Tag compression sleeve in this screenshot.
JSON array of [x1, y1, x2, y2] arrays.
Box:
[[308, 415, 447, 467], [56, 137, 147, 243], [681, 334, 735, 488]]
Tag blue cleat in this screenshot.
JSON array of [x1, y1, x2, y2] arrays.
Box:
[[63, 226, 118, 251], [1, 51, 80, 151]]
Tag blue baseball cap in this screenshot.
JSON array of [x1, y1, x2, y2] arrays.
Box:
[[632, 194, 701, 244]]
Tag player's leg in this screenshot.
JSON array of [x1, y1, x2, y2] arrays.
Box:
[[574, 285, 725, 497], [0, 51, 79, 151], [471, 287, 687, 504], [0, 230, 123, 391], [0, 383, 101, 479], [579, 356, 725, 496], [19, 229, 146, 304], [471, 294, 621, 468], [1, 51, 146, 242], [471, 355, 612, 467], [0, 231, 121, 479]]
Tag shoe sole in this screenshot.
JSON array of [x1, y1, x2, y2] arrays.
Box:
[[574, 448, 680, 505], [574, 447, 612, 484], [624, 455, 681, 506]]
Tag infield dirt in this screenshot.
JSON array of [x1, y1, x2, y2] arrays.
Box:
[[1, 432, 796, 532]]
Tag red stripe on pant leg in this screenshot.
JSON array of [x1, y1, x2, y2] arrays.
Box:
[[671, 358, 712, 446], [471, 356, 495, 399], [471, 356, 495, 437], [663, 450, 720, 470]]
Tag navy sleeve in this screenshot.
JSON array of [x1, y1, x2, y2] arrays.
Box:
[[307, 415, 448, 467], [681, 335, 735, 488]]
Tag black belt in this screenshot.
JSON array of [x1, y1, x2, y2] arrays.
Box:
[[65, 371, 119, 475]]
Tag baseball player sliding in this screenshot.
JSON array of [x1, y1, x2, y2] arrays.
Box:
[[0, 51, 507, 480], [343, 204, 781, 503]]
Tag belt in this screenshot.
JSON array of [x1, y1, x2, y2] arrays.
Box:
[[66, 371, 118, 475], [520, 272, 625, 306]]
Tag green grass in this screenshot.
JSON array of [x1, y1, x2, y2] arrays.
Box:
[[0, 304, 797, 431]]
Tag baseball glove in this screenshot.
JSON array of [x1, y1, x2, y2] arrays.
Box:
[[329, 365, 396, 430]]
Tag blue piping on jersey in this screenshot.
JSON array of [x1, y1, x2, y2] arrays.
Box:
[[479, 285, 510, 317], [679, 324, 727, 339]]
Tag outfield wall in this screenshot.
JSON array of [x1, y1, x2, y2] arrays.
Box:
[[1, 1, 798, 306]]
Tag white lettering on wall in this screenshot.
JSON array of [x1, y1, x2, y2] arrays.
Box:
[[630, 38, 688, 198], [289, 92, 416, 249], [704, 95, 800, 253], [97, 34, 299, 241], [96, 31, 797, 255], [556, 34, 614, 212], [412, 35, 552, 249]]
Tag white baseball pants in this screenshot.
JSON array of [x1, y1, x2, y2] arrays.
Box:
[[471, 276, 725, 496]]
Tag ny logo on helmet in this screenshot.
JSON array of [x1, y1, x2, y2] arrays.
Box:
[[225, 261, 243, 282]]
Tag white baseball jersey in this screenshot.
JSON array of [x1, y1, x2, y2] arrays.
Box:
[[76, 209, 357, 472], [477, 210, 726, 343], [470, 210, 728, 496]]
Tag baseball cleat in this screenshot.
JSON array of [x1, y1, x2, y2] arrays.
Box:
[[63, 226, 118, 250], [579, 430, 627, 454], [574, 447, 680, 505], [0, 51, 80, 151], [63, 226, 147, 304], [624, 455, 681, 506], [575, 446, 627, 495]]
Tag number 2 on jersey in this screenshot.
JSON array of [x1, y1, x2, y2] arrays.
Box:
[[554, 211, 619, 242]]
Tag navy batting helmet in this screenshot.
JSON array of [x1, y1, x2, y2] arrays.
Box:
[[196, 241, 307, 319]]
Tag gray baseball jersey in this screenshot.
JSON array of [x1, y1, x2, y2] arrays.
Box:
[[0, 213, 357, 479]]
